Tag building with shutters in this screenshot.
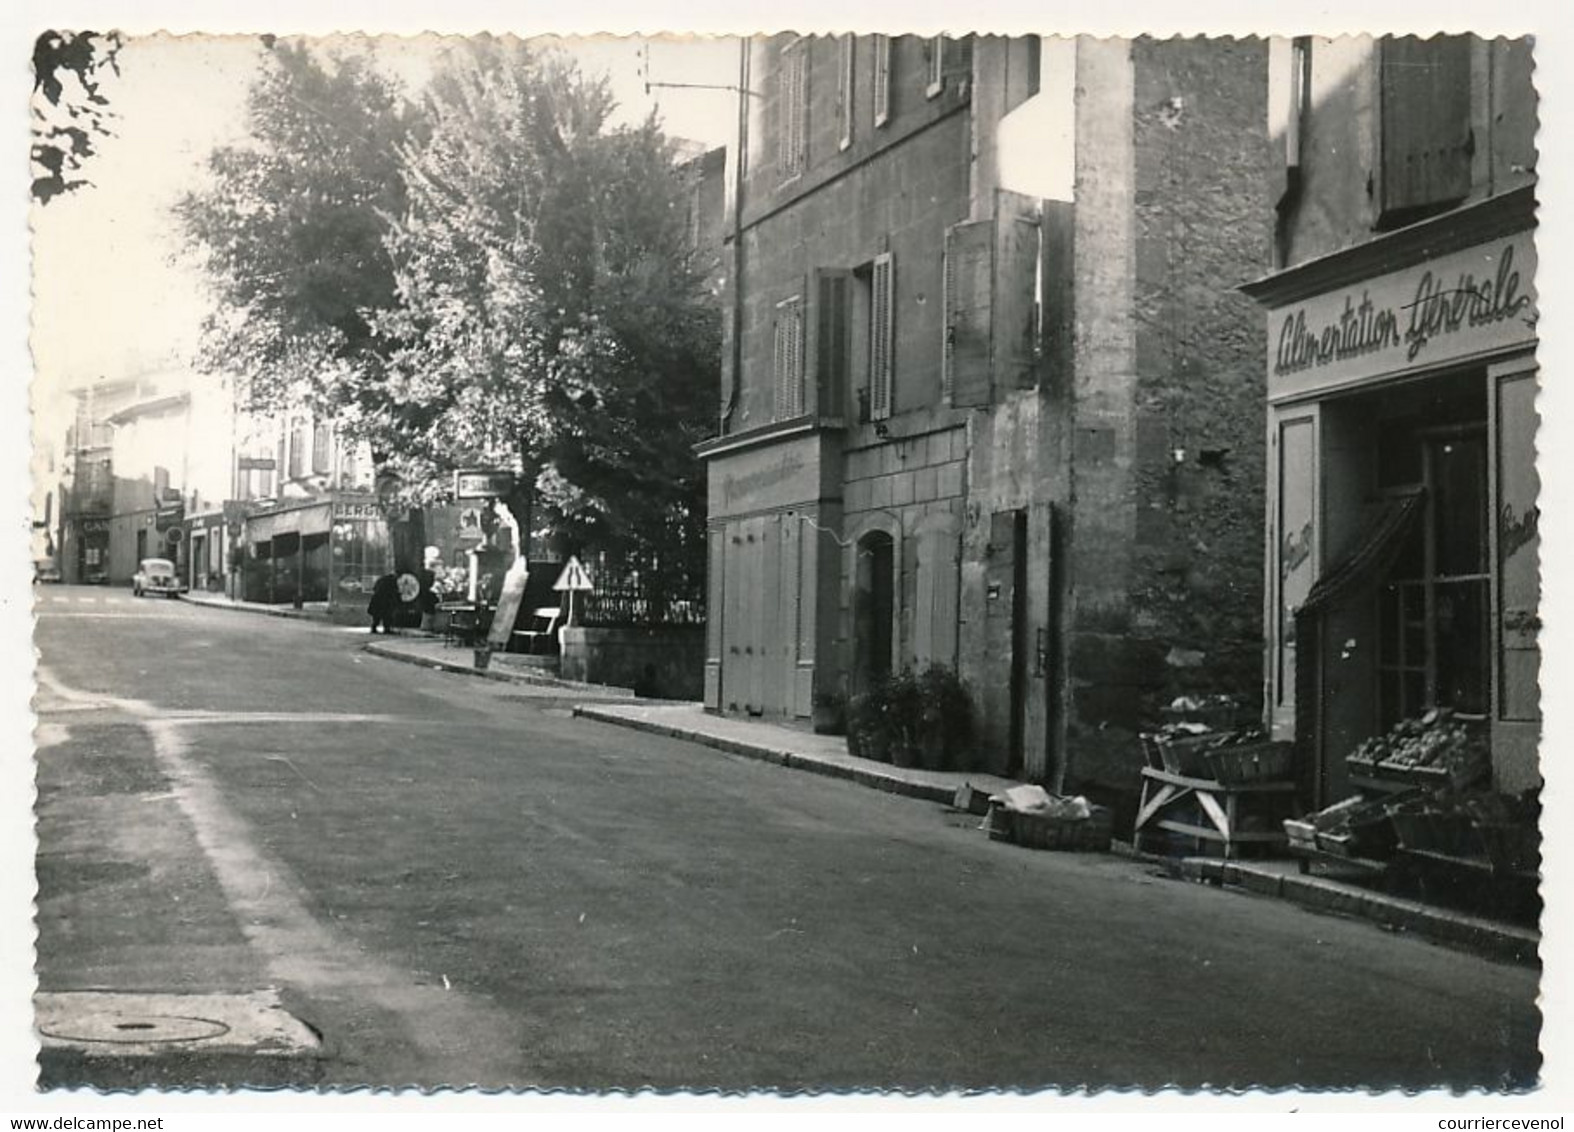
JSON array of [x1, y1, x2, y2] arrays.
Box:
[[1241, 35, 1539, 806], [698, 35, 1279, 801]]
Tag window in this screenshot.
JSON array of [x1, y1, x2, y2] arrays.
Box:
[[1286, 36, 1311, 171], [872, 35, 891, 127], [773, 295, 805, 420], [1376, 430, 1490, 727], [779, 38, 808, 181], [869, 253, 894, 421], [311, 421, 331, 475], [926, 36, 945, 98], [837, 35, 855, 150], [1377, 35, 1473, 229]]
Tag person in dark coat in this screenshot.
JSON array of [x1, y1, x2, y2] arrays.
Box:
[[367, 570, 402, 634]]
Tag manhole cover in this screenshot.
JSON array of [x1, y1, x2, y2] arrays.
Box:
[[40, 1012, 231, 1045], [34, 991, 320, 1056]]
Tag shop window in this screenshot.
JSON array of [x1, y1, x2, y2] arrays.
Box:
[[772, 295, 804, 420], [1376, 430, 1490, 727], [1377, 36, 1473, 230], [779, 38, 807, 181], [872, 35, 891, 128], [836, 35, 855, 151]]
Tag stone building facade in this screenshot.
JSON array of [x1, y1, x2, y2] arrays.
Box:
[[700, 35, 1276, 806]]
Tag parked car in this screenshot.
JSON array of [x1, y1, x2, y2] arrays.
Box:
[[32, 557, 61, 584], [133, 557, 186, 598]]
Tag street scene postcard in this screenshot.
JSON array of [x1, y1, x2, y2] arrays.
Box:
[[15, 11, 1567, 1109]]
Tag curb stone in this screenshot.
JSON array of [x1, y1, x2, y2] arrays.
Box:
[[363, 641, 637, 698]]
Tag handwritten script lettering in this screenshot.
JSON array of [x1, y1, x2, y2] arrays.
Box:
[[1274, 241, 1534, 379]]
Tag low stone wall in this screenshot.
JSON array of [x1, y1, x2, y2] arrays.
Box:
[[559, 626, 705, 700]]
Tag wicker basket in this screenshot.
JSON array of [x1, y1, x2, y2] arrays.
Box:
[[1205, 741, 1294, 785], [1008, 805, 1114, 853]]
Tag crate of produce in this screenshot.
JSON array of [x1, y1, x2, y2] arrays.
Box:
[[1205, 741, 1295, 785], [1476, 822, 1540, 874], [1283, 818, 1318, 851], [1313, 797, 1399, 860], [1385, 796, 1433, 852], [1148, 732, 1221, 778], [1010, 805, 1113, 852]]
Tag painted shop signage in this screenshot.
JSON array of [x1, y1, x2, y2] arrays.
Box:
[[708, 436, 822, 518], [1267, 232, 1537, 403]]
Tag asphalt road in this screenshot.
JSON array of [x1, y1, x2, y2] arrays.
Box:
[[31, 585, 1541, 1092]]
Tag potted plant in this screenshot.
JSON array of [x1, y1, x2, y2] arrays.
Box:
[[846, 688, 890, 763], [812, 687, 847, 736], [916, 663, 973, 771], [884, 668, 925, 768]]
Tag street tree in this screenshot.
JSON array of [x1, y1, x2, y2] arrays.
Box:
[[175, 39, 418, 416], [369, 37, 717, 579], [31, 29, 122, 204]]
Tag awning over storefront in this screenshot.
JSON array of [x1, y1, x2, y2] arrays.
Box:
[[246, 502, 332, 543], [1298, 487, 1425, 618]]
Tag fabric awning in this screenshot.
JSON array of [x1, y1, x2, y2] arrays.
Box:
[[1298, 487, 1426, 617]]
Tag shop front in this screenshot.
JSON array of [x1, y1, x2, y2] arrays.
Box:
[[699, 423, 845, 719], [1244, 189, 1538, 858], [243, 492, 391, 620]]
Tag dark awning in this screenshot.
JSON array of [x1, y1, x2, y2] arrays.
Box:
[[1299, 487, 1426, 618]]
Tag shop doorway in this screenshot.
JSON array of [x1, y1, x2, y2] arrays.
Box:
[[853, 529, 895, 692]]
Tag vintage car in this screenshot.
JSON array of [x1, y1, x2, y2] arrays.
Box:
[[132, 557, 187, 598]]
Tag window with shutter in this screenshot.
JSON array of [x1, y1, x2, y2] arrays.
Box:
[[926, 36, 945, 98], [311, 422, 330, 475], [1378, 35, 1473, 228], [773, 296, 805, 420], [869, 254, 894, 421], [872, 36, 891, 128], [837, 35, 855, 151], [815, 270, 852, 419], [288, 418, 305, 479], [780, 39, 807, 181], [943, 220, 994, 407]]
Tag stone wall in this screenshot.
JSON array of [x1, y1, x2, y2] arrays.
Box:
[[560, 626, 707, 701]]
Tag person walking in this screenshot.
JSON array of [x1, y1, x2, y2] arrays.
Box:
[[367, 570, 401, 634]]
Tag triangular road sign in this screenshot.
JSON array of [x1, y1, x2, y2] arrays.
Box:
[[552, 555, 594, 592]]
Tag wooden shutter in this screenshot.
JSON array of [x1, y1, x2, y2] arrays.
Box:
[[837, 35, 855, 150], [944, 220, 994, 407], [1379, 35, 1473, 221], [872, 36, 891, 127], [814, 269, 852, 418], [779, 39, 807, 179], [773, 296, 804, 420], [869, 253, 894, 421], [994, 190, 1041, 392]]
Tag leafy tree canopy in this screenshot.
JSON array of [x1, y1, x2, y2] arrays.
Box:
[[368, 38, 717, 567], [176, 39, 418, 414], [181, 35, 718, 574], [31, 29, 122, 204]]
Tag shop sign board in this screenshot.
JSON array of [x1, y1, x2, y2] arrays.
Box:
[[332, 499, 384, 521], [707, 435, 822, 519], [454, 468, 516, 500], [1265, 231, 1537, 403]]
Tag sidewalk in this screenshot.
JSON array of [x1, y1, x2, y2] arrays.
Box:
[[575, 702, 1539, 966], [575, 700, 1024, 806], [361, 633, 640, 700], [180, 589, 330, 621]]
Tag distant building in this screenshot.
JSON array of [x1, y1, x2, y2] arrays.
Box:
[[1242, 36, 1538, 805], [699, 35, 1276, 800]]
